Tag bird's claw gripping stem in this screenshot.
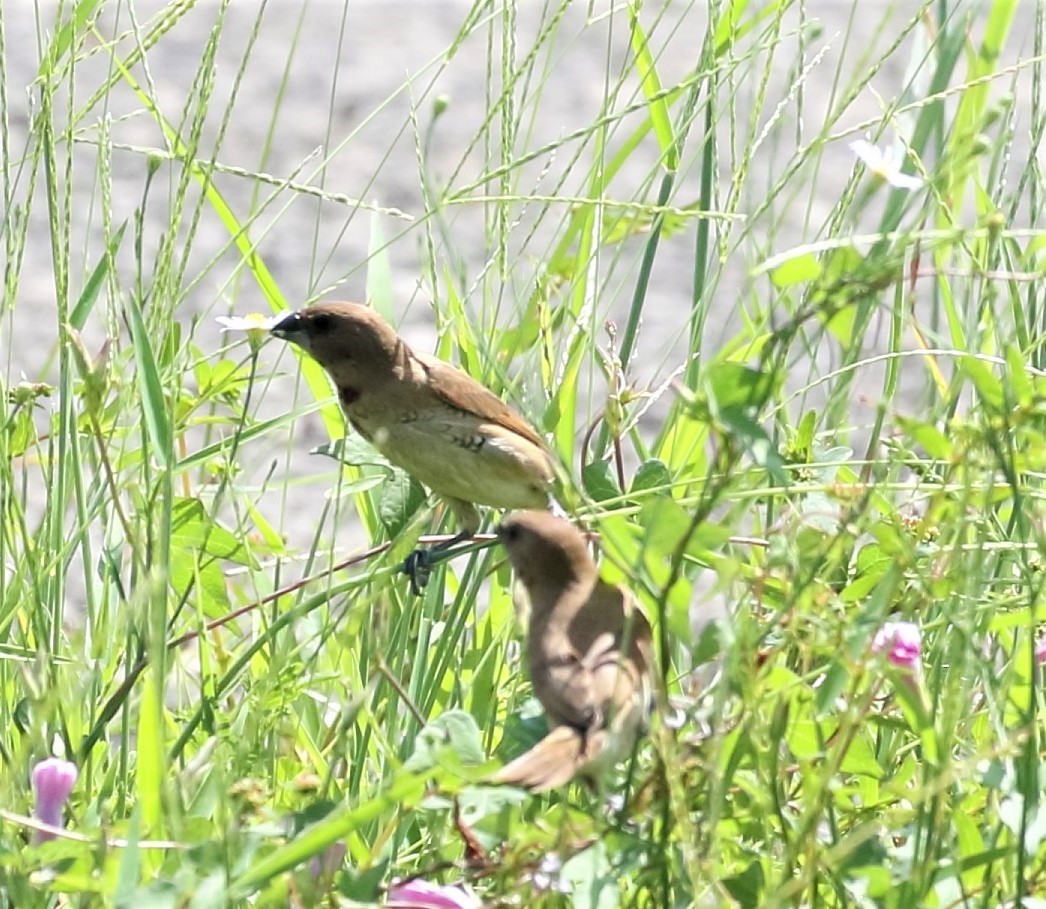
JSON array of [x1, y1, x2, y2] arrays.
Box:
[[400, 532, 500, 595]]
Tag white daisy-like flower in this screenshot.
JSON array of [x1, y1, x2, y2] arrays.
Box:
[[215, 312, 283, 332], [215, 312, 284, 352], [850, 139, 923, 191]]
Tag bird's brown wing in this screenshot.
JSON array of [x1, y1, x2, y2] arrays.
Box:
[[565, 581, 652, 720], [534, 646, 600, 732], [535, 630, 626, 729], [413, 351, 548, 450], [582, 580, 653, 674], [492, 725, 593, 792]]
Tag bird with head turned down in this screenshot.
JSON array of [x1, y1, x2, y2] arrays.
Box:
[[271, 302, 556, 591], [493, 510, 653, 792]]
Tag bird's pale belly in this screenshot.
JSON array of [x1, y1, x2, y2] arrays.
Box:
[[356, 416, 551, 510]]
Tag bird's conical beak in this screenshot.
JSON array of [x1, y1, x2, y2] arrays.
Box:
[[271, 311, 305, 345]]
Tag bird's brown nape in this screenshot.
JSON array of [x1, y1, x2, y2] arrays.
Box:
[[498, 510, 595, 586]]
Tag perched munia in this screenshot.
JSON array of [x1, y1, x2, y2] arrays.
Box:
[[271, 302, 555, 590], [493, 511, 652, 791]]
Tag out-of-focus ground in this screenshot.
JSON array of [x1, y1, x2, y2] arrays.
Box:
[[2, 1, 1039, 565]]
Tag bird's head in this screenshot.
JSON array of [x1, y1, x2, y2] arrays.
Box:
[[271, 302, 402, 381], [497, 511, 597, 589]]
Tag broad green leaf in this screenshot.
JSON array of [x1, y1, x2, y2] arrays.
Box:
[[630, 459, 672, 496], [705, 361, 777, 413], [560, 841, 619, 909], [960, 356, 1004, 412], [405, 710, 485, 771], [898, 417, 952, 460], [771, 252, 822, 287], [312, 436, 390, 468], [582, 460, 621, 503], [718, 405, 787, 485], [171, 498, 252, 564], [378, 468, 427, 538]]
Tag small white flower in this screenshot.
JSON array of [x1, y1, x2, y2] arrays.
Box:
[[215, 313, 283, 332], [215, 312, 284, 352], [850, 139, 923, 190]]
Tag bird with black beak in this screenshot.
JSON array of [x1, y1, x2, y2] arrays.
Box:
[[493, 510, 653, 791], [270, 302, 556, 592]]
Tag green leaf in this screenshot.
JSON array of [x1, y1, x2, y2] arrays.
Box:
[[39, 0, 102, 76], [378, 468, 427, 538], [1004, 343, 1033, 408], [170, 498, 252, 564], [628, 4, 678, 171], [713, 0, 751, 54], [560, 841, 619, 909], [793, 409, 816, 460], [960, 356, 1004, 413], [405, 710, 485, 771], [718, 406, 787, 485], [638, 496, 692, 559], [71, 221, 126, 330], [126, 298, 171, 467], [582, 460, 621, 503], [705, 362, 777, 413], [366, 211, 393, 322], [723, 859, 765, 909], [137, 671, 165, 837], [824, 301, 857, 348], [113, 806, 142, 908], [311, 436, 390, 468], [630, 459, 672, 496], [770, 252, 822, 287], [813, 661, 850, 714], [898, 416, 953, 460]]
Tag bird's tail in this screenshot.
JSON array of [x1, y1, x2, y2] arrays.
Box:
[[492, 725, 606, 792]]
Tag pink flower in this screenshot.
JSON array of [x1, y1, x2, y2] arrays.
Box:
[[31, 757, 78, 842], [308, 842, 346, 878], [1035, 634, 1046, 665], [386, 880, 481, 909], [872, 621, 922, 674]]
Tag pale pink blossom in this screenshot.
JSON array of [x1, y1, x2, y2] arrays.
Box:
[[386, 880, 481, 909], [31, 757, 78, 842], [308, 842, 346, 878], [872, 621, 922, 674]]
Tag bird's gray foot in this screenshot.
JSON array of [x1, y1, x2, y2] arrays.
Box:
[[400, 530, 473, 595]]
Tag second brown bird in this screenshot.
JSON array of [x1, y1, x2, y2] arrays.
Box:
[[494, 511, 652, 791], [271, 302, 555, 587]]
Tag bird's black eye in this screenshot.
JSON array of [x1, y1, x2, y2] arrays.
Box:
[[312, 312, 334, 334], [498, 523, 522, 543]]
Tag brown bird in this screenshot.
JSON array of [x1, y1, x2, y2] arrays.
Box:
[[493, 511, 652, 791], [270, 302, 555, 590]]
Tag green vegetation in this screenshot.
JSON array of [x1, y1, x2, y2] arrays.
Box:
[[1, 1, 1044, 906]]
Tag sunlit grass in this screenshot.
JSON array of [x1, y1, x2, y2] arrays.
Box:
[[1, 1, 1043, 906]]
